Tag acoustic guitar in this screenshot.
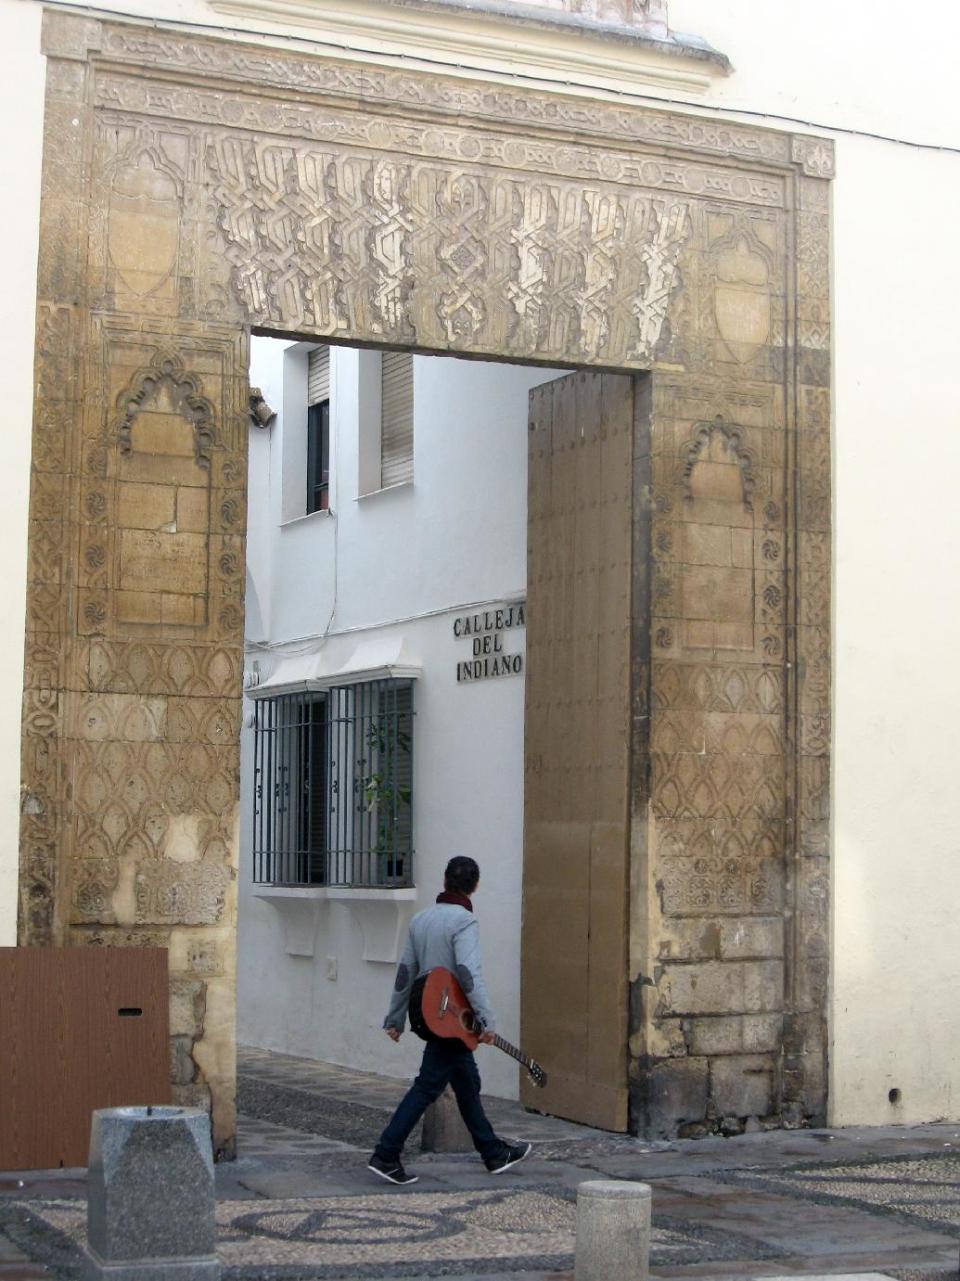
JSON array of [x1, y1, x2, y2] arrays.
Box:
[[413, 966, 548, 1088]]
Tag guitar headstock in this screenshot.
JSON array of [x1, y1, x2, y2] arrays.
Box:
[[526, 1060, 548, 1089]]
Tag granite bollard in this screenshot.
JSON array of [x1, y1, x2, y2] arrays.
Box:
[[85, 1106, 220, 1281], [421, 1087, 473, 1153], [575, 1179, 652, 1281]]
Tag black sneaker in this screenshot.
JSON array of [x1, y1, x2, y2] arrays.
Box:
[[367, 1153, 419, 1185], [485, 1141, 532, 1174]]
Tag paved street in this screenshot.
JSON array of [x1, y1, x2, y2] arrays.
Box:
[[2, 1047, 960, 1280]]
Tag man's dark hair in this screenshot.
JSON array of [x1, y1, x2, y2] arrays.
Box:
[[444, 856, 480, 895]]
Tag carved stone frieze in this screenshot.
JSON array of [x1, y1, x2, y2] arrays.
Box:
[[93, 23, 778, 162], [204, 132, 694, 363], [94, 76, 786, 211], [135, 861, 230, 927]]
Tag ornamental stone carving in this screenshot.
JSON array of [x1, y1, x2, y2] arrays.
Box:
[[23, 8, 832, 1152]]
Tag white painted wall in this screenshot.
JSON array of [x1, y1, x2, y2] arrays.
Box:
[[0, 0, 45, 945], [0, 0, 957, 1123], [826, 138, 960, 1125], [671, 0, 960, 1131], [238, 340, 562, 1098]]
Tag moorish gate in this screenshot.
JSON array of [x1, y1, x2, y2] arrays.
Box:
[[19, 9, 832, 1154]]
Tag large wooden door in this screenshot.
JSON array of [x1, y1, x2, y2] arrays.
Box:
[[0, 948, 170, 1169], [521, 370, 642, 1131]]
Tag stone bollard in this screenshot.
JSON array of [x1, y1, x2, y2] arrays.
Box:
[[421, 1086, 473, 1152], [575, 1179, 652, 1281], [85, 1106, 220, 1281]]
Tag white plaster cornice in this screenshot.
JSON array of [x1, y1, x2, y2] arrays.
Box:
[[205, 0, 729, 97]]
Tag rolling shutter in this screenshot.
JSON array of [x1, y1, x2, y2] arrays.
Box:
[[308, 346, 330, 406], [381, 351, 414, 486]]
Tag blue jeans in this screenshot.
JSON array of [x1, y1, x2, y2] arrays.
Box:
[[375, 1038, 505, 1163]]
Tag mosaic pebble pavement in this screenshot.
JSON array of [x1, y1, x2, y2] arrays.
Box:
[[4, 1049, 960, 1279], [722, 1150, 960, 1237], [0, 1186, 781, 1279]]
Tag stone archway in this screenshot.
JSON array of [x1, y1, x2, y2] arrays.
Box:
[[22, 9, 832, 1153]]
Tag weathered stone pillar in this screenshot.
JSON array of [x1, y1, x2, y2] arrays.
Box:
[[421, 1087, 473, 1153], [85, 1106, 219, 1281], [575, 1180, 652, 1281], [23, 10, 247, 1160]]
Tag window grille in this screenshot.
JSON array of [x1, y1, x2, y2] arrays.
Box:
[[253, 678, 414, 888]]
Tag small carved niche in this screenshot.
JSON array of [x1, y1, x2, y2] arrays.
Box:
[[679, 416, 756, 652], [113, 350, 215, 631]]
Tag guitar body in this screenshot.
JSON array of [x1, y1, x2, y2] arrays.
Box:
[[420, 967, 482, 1049], [416, 967, 548, 1088]]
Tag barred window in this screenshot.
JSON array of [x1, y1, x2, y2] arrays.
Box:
[[252, 679, 414, 888]]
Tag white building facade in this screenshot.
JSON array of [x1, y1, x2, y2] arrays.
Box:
[[238, 340, 562, 1097]]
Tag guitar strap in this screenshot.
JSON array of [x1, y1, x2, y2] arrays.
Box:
[[408, 974, 440, 1043]]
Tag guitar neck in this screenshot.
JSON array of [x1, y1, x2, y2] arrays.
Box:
[[492, 1033, 535, 1074]]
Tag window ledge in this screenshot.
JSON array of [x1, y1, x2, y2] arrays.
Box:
[[254, 886, 416, 902], [279, 508, 334, 529], [357, 481, 414, 501], [253, 886, 417, 961]]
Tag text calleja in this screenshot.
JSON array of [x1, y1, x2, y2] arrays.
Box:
[[454, 603, 526, 683]]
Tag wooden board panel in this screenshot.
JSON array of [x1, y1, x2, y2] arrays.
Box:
[[103, 948, 171, 1109], [0, 948, 171, 1170], [521, 371, 635, 1132], [0, 949, 65, 1169]]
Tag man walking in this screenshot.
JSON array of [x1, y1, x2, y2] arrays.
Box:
[[368, 856, 532, 1185]]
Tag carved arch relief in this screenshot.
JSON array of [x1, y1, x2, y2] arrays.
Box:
[[116, 351, 216, 467], [111, 351, 215, 632], [680, 416, 757, 652]]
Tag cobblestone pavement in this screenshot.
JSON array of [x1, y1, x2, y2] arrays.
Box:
[[2, 1047, 960, 1281]]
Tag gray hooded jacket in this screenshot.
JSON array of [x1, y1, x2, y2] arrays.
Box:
[[384, 902, 496, 1033]]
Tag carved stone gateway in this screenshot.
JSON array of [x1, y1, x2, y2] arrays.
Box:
[[23, 10, 832, 1151]]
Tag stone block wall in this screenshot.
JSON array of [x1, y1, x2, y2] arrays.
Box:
[[628, 149, 832, 1136]]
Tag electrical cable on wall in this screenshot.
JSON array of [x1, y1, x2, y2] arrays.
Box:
[[244, 589, 527, 657]]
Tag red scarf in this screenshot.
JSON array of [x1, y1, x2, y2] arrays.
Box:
[[436, 890, 473, 912]]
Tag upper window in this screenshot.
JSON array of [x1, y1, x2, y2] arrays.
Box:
[[380, 351, 414, 487], [252, 678, 415, 889], [306, 400, 329, 514], [307, 346, 330, 513]]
